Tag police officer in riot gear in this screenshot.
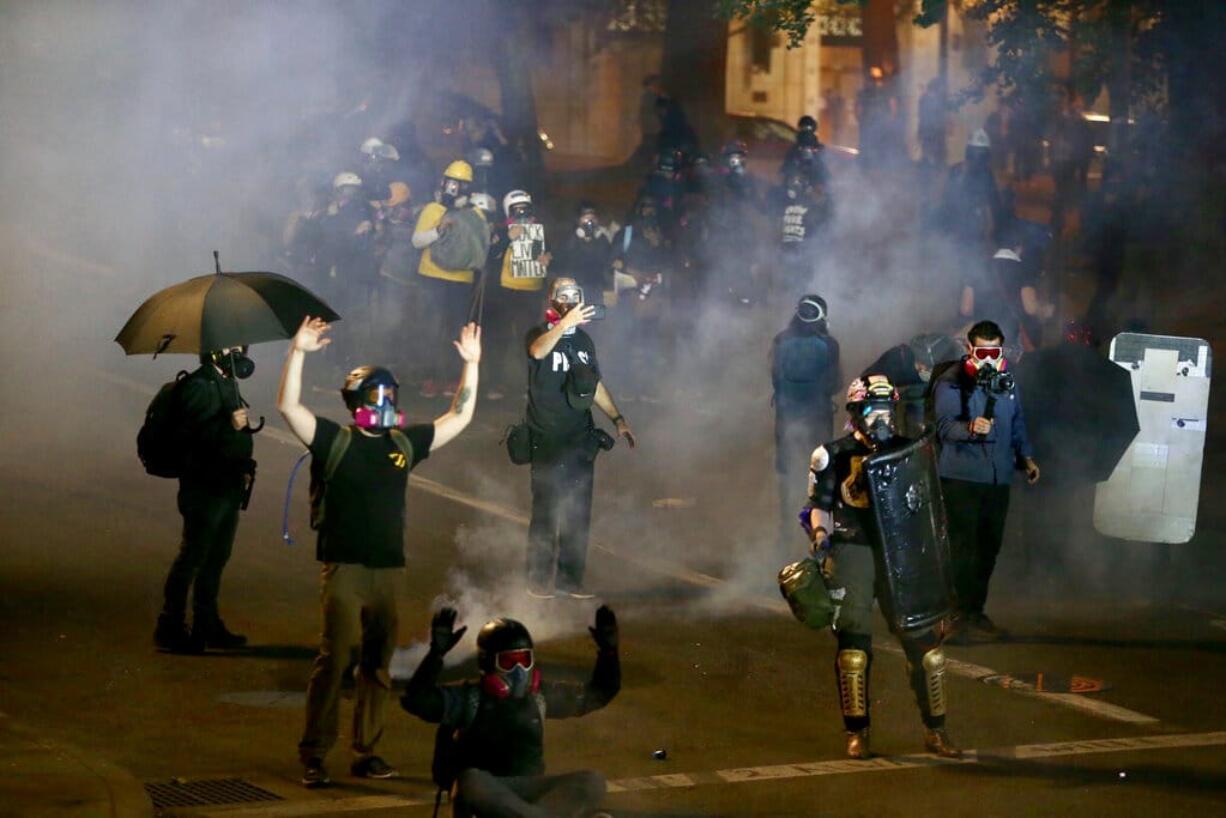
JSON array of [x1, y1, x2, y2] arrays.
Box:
[[801, 375, 961, 760], [401, 606, 620, 817]]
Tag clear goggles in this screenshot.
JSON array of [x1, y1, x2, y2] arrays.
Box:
[[552, 285, 584, 305], [495, 648, 534, 672], [364, 384, 396, 406]]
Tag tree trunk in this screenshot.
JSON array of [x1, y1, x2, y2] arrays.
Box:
[[490, 1, 544, 188], [662, 0, 727, 148]]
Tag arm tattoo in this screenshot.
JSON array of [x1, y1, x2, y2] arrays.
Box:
[[454, 387, 472, 414]]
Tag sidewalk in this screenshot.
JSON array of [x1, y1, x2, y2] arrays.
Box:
[[0, 711, 152, 818]]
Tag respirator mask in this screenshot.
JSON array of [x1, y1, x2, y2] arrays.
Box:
[[207, 347, 254, 380]]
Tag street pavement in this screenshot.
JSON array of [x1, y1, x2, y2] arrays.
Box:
[[2, 324, 1226, 818]]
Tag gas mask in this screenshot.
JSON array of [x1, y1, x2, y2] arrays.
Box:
[[341, 367, 405, 430], [845, 375, 898, 448], [576, 216, 597, 239], [207, 347, 254, 380], [482, 648, 539, 700], [962, 345, 1007, 379], [726, 153, 747, 176], [855, 401, 897, 446], [546, 280, 583, 328], [508, 203, 533, 222], [439, 177, 462, 206]]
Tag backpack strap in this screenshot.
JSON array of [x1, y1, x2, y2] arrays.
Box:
[[388, 429, 415, 468], [324, 426, 353, 481], [312, 426, 353, 530]]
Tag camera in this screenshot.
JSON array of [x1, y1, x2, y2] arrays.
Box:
[[977, 368, 1015, 394]]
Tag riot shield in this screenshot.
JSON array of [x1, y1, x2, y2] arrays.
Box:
[[863, 432, 954, 633], [1094, 333, 1212, 543]]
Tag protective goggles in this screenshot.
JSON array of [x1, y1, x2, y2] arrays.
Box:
[[859, 400, 894, 417], [552, 285, 584, 305], [363, 384, 396, 406], [495, 648, 534, 672], [972, 346, 1003, 361]]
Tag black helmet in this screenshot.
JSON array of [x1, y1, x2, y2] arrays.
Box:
[[798, 115, 818, 132], [341, 365, 398, 411], [477, 618, 534, 673]]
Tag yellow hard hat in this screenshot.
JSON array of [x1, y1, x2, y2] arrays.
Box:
[[384, 181, 411, 208], [443, 160, 474, 183]]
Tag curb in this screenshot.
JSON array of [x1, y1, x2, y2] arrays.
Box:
[[0, 712, 153, 818]]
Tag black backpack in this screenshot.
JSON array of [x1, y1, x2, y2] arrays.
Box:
[[137, 371, 191, 478]]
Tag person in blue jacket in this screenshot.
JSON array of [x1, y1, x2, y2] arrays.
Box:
[[933, 320, 1040, 641]]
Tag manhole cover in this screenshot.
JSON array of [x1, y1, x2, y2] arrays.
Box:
[[217, 690, 306, 708], [144, 778, 283, 809], [981, 673, 1111, 693]]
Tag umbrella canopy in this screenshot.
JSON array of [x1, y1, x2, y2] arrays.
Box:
[[1015, 342, 1140, 485], [115, 268, 340, 355]]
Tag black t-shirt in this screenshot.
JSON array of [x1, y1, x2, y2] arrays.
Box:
[[524, 324, 599, 442], [308, 417, 434, 567]]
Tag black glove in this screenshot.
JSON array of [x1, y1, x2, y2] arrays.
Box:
[[588, 604, 618, 651], [430, 607, 467, 655]]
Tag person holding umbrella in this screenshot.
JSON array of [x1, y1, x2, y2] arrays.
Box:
[[151, 345, 258, 654], [116, 254, 342, 655], [277, 316, 481, 787]]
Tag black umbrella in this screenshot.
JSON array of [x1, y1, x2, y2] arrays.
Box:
[[1015, 342, 1140, 485], [115, 252, 340, 356]]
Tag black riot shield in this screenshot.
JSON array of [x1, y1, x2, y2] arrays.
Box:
[[863, 432, 953, 633]]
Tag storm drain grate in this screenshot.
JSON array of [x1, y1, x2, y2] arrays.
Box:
[[144, 778, 284, 809]]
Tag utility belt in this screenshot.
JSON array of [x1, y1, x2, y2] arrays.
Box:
[[504, 422, 613, 466]]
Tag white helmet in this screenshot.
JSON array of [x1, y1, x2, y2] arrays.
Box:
[[503, 189, 532, 217], [333, 171, 363, 189], [969, 128, 991, 148], [360, 137, 400, 161], [470, 192, 497, 214]]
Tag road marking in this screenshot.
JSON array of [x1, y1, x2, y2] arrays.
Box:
[[874, 643, 1158, 725], [190, 731, 1226, 813], [93, 367, 1156, 724]]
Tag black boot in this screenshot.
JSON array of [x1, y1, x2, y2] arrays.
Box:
[[194, 617, 248, 650], [154, 614, 204, 654]]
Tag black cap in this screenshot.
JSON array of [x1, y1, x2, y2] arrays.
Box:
[[565, 362, 599, 410]]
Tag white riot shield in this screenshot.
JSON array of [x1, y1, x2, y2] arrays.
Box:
[[1094, 333, 1212, 543]]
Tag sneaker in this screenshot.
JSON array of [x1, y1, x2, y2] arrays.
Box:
[[558, 588, 596, 600], [301, 758, 330, 788], [351, 755, 398, 779], [197, 619, 248, 650], [154, 616, 204, 655], [526, 586, 556, 600]]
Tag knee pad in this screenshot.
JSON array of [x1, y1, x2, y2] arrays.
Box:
[[836, 649, 870, 718]]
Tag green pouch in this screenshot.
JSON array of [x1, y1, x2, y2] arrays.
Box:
[[778, 558, 835, 629]]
